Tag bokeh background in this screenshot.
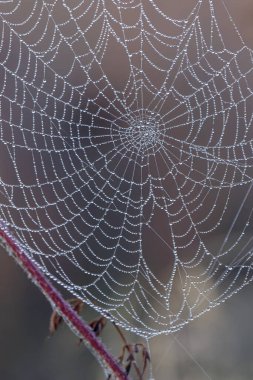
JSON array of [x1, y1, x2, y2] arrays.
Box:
[[1, 1, 253, 379]]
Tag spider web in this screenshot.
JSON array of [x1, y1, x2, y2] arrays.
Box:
[[1, 0, 253, 337]]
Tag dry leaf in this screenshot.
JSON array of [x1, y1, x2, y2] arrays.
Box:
[[49, 298, 84, 335]]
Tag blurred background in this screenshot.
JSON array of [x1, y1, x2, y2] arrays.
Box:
[[1, 1, 253, 379]]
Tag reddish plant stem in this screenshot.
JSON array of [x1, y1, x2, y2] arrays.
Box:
[[0, 226, 130, 380]]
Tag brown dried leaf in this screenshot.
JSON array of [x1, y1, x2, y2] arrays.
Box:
[[125, 361, 132, 375], [126, 352, 134, 363], [89, 317, 106, 336], [141, 346, 151, 376], [49, 298, 84, 335], [49, 310, 63, 335], [68, 298, 84, 314]]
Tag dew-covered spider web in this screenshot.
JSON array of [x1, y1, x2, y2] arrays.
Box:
[[1, 0, 253, 337]]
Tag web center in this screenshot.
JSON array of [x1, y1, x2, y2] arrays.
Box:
[[116, 111, 165, 157], [131, 121, 158, 148]]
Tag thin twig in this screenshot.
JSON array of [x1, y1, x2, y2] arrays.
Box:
[[112, 322, 144, 380], [0, 225, 130, 380]]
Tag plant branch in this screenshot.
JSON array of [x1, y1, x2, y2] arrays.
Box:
[[112, 322, 145, 380], [0, 225, 130, 380]]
